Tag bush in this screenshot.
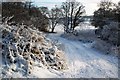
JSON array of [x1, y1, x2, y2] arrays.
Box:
[[100, 22, 119, 45], [1, 22, 67, 77], [2, 2, 49, 32]]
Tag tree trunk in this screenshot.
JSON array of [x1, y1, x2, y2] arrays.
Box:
[[51, 27, 55, 32], [51, 20, 54, 32], [70, 3, 74, 31], [73, 6, 81, 30]]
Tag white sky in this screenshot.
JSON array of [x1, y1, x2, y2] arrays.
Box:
[[31, 0, 119, 15]]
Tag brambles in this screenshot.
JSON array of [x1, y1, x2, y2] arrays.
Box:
[[1, 21, 67, 77]]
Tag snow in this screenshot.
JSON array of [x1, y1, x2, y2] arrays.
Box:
[[76, 22, 97, 30], [46, 23, 118, 78], [0, 23, 67, 78], [30, 66, 58, 78], [0, 22, 118, 78]]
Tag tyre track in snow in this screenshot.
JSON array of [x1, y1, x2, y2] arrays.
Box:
[[59, 37, 117, 78], [47, 24, 118, 78], [47, 33, 118, 78]]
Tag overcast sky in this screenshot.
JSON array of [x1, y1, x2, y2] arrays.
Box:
[[32, 0, 119, 15]]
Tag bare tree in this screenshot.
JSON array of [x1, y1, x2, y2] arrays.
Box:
[[39, 6, 63, 32], [61, 0, 85, 33], [69, 1, 85, 31], [49, 6, 63, 32], [61, 1, 70, 33]]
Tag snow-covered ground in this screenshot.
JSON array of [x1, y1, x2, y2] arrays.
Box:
[[46, 23, 118, 78], [0, 22, 118, 78]]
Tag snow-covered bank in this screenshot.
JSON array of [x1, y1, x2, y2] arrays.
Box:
[[0, 23, 67, 78]]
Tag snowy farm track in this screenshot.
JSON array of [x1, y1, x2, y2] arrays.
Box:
[[47, 25, 118, 78]]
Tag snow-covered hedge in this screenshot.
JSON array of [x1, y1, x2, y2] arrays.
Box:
[[91, 39, 119, 56], [91, 22, 119, 56], [100, 22, 119, 45], [92, 39, 111, 54], [0, 22, 67, 78]]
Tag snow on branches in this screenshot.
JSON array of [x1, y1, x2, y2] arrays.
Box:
[[1, 20, 67, 77]]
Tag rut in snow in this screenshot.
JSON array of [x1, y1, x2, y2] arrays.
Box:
[[47, 24, 118, 78]]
